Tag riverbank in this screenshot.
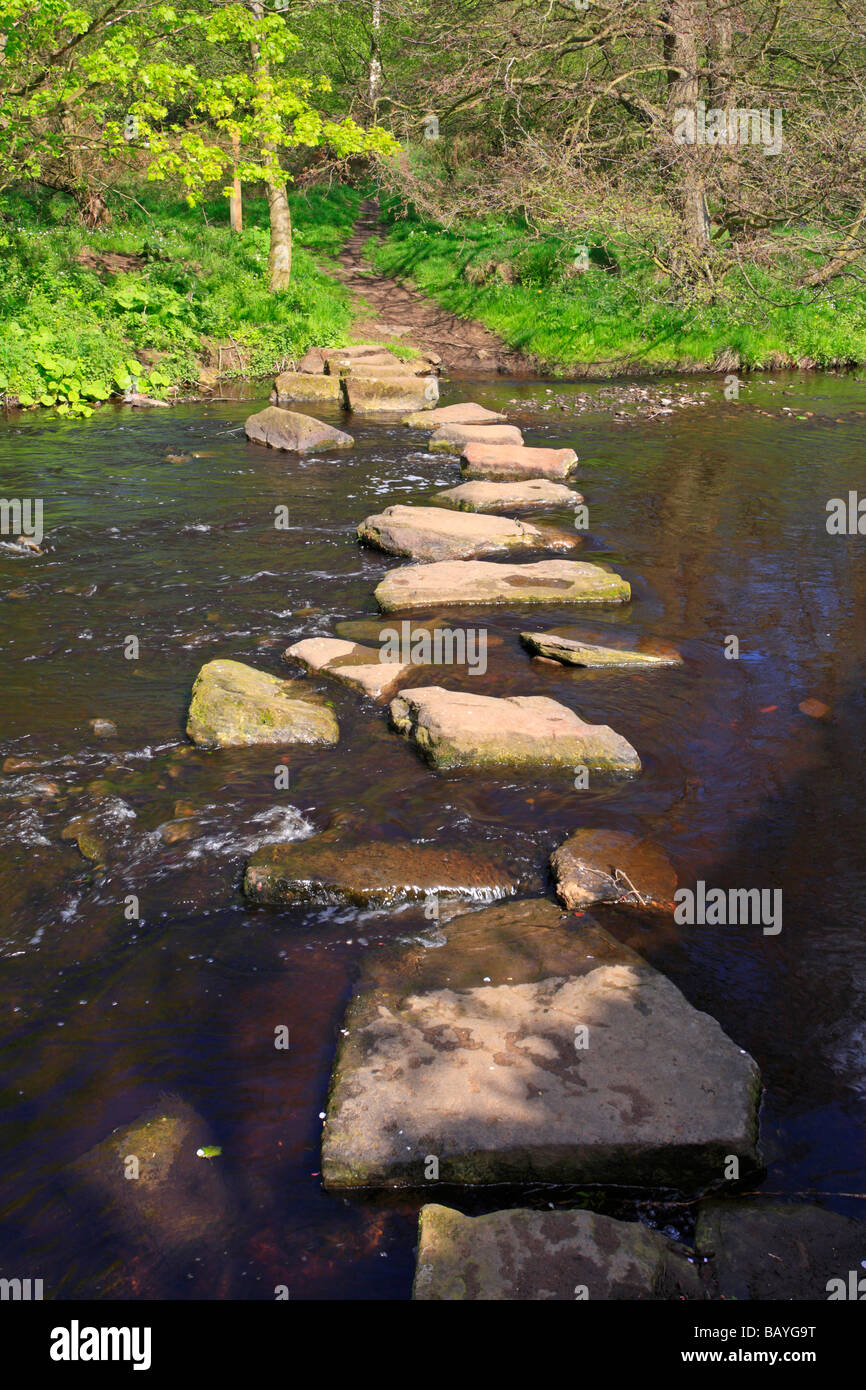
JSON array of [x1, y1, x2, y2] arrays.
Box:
[[0, 184, 363, 413], [368, 190, 866, 377]]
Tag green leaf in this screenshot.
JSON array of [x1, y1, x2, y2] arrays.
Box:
[[196, 1145, 222, 1159]]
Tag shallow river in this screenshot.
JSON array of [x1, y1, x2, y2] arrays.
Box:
[[1, 370, 865, 1298]]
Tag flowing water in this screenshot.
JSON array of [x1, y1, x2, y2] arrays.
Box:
[[1, 370, 865, 1299]]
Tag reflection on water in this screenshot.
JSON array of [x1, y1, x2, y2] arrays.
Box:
[[1, 369, 865, 1297]]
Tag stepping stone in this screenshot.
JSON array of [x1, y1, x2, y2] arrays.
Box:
[[244, 828, 520, 908], [270, 372, 341, 405], [404, 403, 507, 428], [413, 1205, 703, 1301], [344, 376, 439, 414], [357, 504, 579, 562], [437, 480, 582, 512], [462, 443, 577, 481], [335, 615, 450, 645], [297, 347, 326, 374], [550, 828, 678, 913], [521, 631, 683, 667], [375, 559, 630, 611], [320, 344, 390, 362], [321, 898, 762, 1188], [325, 351, 404, 375], [244, 406, 353, 453], [186, 659, 339, 748], [427, 423, 523, 452], [696, 1201, 866, 1301], [389, 687, 640, 772], [339, 360, 438, 379], [284, 636, 414, 700]]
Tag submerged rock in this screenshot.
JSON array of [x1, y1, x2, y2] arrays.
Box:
[[461, 444, 578, 481], [343, 376, 439, 414], [551, 828, 677, 912], [436, 480, 582, 512], [357, 504, 577, 562], [244, 406, 353, 453], [696, 1200, 866, 1301], [270, 372, 341, 405], [375, 559, 630, 612], [334, 615, 449, 645], [285, 636, 414, 700], [88, 717, 118, 738], [64, 1097, 230, 1266], [389, 687, 640, 772], [321, 898, 761, 1189], [427, 422, 523, 453], [520, 631, 682, 667], [186, 659, 339, 748], [413, 1205, 703, 1300], [244, 830, 519, 908], [404, 403, 507, 428]]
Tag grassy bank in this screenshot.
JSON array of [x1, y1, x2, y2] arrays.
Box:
[[368, 191, 866, 375], [0, 183, 362, 414]]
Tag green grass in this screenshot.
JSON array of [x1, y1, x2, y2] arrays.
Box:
[[368, 190, 866, 374], [0, 182, 363, 410]]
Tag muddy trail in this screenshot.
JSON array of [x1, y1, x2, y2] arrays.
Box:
[[330, 199, 536, 377]]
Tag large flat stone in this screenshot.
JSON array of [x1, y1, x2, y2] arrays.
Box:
[[413, 1205, 704, 1300], [270, 372, 342, 405], [244, 406, 353, 453], [284, 635, 414, 700], [325, 351, 404, 375], [405, 403, 507, 428], [521, 631, 682, 667], [551, 828, 678, 913], [375, 559, 630, 611], [357, 504, 577, 561], [461, 444, 578, 480], [437, 480, 582, 512], [340, 360, 437, 379], [344, 376, 439, 414], [428, 423, 523, 453], [244, 830, 521, 908], [321, 898, 762, 1188], [696, 1201, 866, 1301], [186, 659, 339, 748], [389, 687, 640, 772]]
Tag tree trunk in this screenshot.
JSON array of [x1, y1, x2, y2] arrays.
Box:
[[665, 0, 710, 252], [230, 128, 243, 234], [267, 177, 292, 290], [369, 0, 382, 111], [248, 0, 291, 289]]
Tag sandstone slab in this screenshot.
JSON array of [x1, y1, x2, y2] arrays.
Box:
[[413, 1205, 703, 1300], [551, 828, 677, 913], [344, 375, 439, 414], [375, 559, 630, 611], [405, 403, 507, 428], [244, 406, 353, 453], [357, 504, 577, 562], [270, 372, 341, 405], [389, 687, 640, 772], [437, 480, 582, 512], [321, 898, 762, 1188], [428, 423, 523, 453], [461, 444, 578, 481], [186, 659, 339, 748], [285, 636, 414, 700], [244, 831, 520, 908], [521, 631, 682, 667]]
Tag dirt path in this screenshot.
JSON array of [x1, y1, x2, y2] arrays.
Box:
[[330, 199, 537, 378]]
